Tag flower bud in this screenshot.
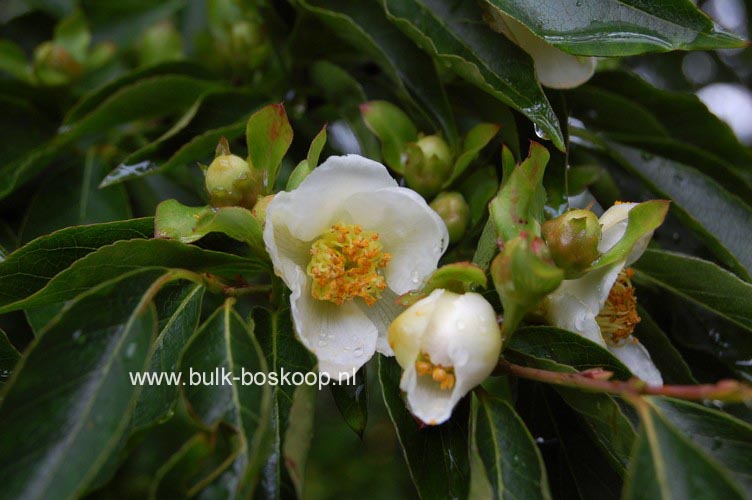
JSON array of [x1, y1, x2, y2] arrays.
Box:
[[251, 194, 275, 226], [204, 154, 260, 209], [404, 134, 453, 199], [430, 192, 469, 243], [388, 289, 502, 425], [542, 209, 601, 278], [138, 21, 183, 67], [491, 235, 564, 333], [230, 19, 271, 69], [33, 42, 82, 86]]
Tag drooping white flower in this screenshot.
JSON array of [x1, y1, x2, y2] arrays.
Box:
[[544, 203, 663, 386], [484, 7, 596, 89], [388, 289, 502, 425], [263, 155, 448, 379]]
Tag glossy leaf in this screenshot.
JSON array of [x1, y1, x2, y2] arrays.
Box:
[[360, 100, 417, 174], [181, 300, 271, 497], [447, 123, 500, 186], [483, 0, 745, 56], [246, 103, 293, 194], [378, 355, 471, 499], [379, 0, 564, 150], [474, 393, 551, 500], [634, 249, 752, 333], [624, 397, 747, 500], [0, 218, 153, 309], [0, 269, 166, 499]]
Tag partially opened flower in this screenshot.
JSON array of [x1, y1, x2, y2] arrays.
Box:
[[263, 155, 448, 379], [483, 7, 596, 89], [388, 289, 502, 425], [544, 203, 663, 386]]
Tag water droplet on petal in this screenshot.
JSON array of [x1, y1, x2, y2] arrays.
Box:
[[353, 346, 364, 357]]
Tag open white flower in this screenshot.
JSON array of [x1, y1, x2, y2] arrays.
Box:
[[544, 203, 663, 386], [263, 155, 448, 379], [388, 289, 502, 425], [484, 7, 595, 89]]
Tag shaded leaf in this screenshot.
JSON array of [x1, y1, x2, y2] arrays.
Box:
[[330, 367, 368, 438]]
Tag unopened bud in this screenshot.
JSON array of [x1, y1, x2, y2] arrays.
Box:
[[404, 134, 453, 199], [542, 209, 601, 278], [33, 42, 82, 86], [205, 154, 260, 209], [139, 21, 183, 66], [230, 19, 271, 69], [251, 194, 275, 226], [430, 192, 469, 243]]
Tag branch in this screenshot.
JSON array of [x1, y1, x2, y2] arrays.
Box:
[[497, 359, 752, 404]]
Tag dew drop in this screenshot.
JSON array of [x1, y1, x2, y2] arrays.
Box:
[[318, 339, 329, 347], [353, 346, 364, 358], [410, 271, 421, 284], [534, 123, 549, 140], [124, 342, 137, 359]]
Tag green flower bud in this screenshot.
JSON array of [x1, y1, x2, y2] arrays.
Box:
[[138, 21, 183, 67], [430, 192, 469, 243], [205, 154, 260, 209], [491, 235, 563, 334], [33, 42, 82, 86], [404, 134, 453, 199], [230, 19, 271, 69], [251, 194, 275, 226], [541, 209, 601, 278]]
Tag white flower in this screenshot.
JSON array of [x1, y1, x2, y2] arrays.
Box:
[[484, 8, 596, 89], [388, 289, 502, 425], [263, 155, 448, 379], [544, 203, 663, 386]]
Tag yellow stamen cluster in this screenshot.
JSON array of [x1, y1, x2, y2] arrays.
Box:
[[597, 268, 641, 346], [306, 223, 390, 306], [415, 353, 455, 390]]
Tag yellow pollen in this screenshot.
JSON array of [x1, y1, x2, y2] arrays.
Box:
[[415, 352, 455, 390], [306, 223, 390, 306], [596, 268, 641, 346]]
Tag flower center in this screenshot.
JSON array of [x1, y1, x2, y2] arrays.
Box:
[[596, 268, 641, 346], [415, 352, 455, 390], [306, 223, 391, 306]]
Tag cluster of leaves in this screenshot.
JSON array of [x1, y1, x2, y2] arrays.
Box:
[[1, 1, 751, 499]]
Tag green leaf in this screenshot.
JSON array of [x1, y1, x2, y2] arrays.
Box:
[[330, 367, 368, 438], [505, 327, 637, 471], [624, 397, 746, 500], [379, 0, 564, 150], [180, 300, 272, 496], [633, 249, 752, 334], [0, 269, 166, 499], [459, 166, 499, 226], [378, 355, 470, 499], [0, 218, 153, 309], [474, 393, 551, 500], [594, 139, 752, 280], [472, 219, 499, 271], [246, 103, 293, 195], [425, 262, 488, 294], [634, 306, 696, 385], [20, 149, 132, 243], [360, 100, 417, 174], [132, 282, 205, 429], [296, 0, 458, 144], [154, 200, 266, 256], [483, 0, 745, 56], [0, 40, 30, 81], [54, 10, 90, 61], [252, 307, 316, 498], [447, 123, 500, 186], [589, 200, 669, 271], [0, 238, 265, 314], [0, 328, 20, 387], [287, 125, 328, 191], [490, 142, 550, 242]]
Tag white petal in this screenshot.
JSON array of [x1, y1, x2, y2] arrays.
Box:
[[400, 367, 463, 425], [544, 291, 605, 347], [388, 289, 445, 368], [486, 9, 595, 89], [356, 288, 404, 357], [342, 186, 449, 294], [598, 203, 652, 265], [608, 339, 663, 387], [547, 261, 623, 325], [264, 154, 397, 242], [290, 270, 378, 381]]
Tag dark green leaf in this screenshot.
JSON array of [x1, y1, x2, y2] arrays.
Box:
[[0, 238, 265, 314], [0, 328, 20, 387], [474, 393, 551, 499], [181, 300, 272, 497], [380, 0, 563, 150], [378, 355, 470, 499], [0, 218, 153, 309], [624, 397, 746, 500], [0, 269, 165, 499], [634, 306, 696, 385], [330, 367, 368, 438], [483, 0, 745, 56], [634, 249, 752, 333]]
